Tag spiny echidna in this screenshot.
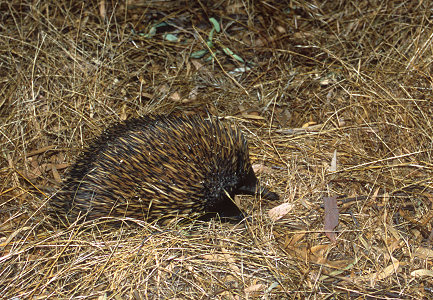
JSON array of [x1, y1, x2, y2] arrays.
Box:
[[50, 115, 278, 224]]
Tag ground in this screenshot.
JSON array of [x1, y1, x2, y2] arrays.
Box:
[[1, 1, 433, 298]]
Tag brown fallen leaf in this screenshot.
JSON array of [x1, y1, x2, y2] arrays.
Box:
[[99, 0, 106, 19], [323, 196, 339, 242], [329, 149, 337, 172], [252, 164, 273, 175], [244, 283, 264, 296], [268, 203, 295, 221], [411, 269, 433, 278], [301, 121, 317, 128], [369, 257, 400, 286], [242, 114, 265, 120], [26, 145, 56, 157], [51, 165, 61, 183], [169, 92, 181, 101], [414, 246, 433, 259]]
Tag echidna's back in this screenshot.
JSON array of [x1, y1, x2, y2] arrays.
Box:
[[50, 115, 274, 224]]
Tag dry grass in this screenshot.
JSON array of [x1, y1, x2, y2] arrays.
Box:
[[1, 0, 433, 298]]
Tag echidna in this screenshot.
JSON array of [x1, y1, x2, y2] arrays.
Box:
[[50, 115, 278, 224]]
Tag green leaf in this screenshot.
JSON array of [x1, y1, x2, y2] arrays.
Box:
[[222, 47, 234, 56], [222, 47, 245, 63], [190, 49, 208, 58], [209, 18, 220, 32], [208, 28, 215, 46], [144, 26, 157, 38], [155, 22, 168, 28], [232, 54, 245, 63], [163, 33, 178, 42]]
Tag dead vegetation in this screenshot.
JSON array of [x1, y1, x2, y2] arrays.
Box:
[[1, 0, 433, 298]]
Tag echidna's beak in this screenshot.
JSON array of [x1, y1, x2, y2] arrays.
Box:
[[237, 184, 279, 200], [237, 169, 279, 200]]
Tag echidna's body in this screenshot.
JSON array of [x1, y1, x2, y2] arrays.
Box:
[[51, 115, 278, 224]]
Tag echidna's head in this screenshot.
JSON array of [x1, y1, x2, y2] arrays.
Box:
[[201, 132, 277, 221]]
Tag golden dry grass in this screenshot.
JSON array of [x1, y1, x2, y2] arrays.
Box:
[[1, 0, 433, 298]]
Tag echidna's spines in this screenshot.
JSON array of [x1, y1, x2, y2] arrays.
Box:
[[50, 115, 278, 225]]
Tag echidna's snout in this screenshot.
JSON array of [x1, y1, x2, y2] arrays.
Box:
[[236, 168, 279, 201]]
